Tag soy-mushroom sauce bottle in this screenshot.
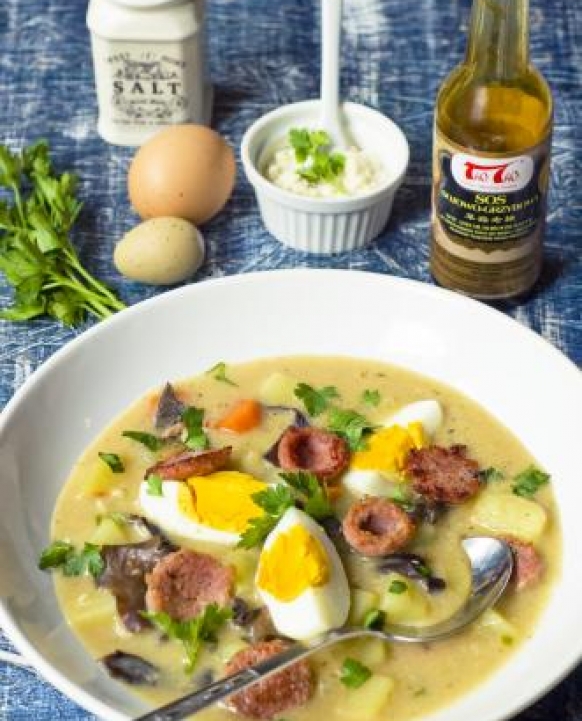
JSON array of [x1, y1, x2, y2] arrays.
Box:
[[431, 0, 552, 299]]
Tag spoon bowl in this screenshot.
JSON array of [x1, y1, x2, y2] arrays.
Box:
[[136, 537, 513, 721]]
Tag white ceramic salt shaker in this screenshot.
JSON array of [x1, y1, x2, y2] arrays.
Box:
[[87, 0, 212, 147]]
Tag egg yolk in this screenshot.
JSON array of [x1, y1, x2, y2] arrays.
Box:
[[351, 422, 426, 474], [177, 471, 265, 533], [257, 524, 330, 602]]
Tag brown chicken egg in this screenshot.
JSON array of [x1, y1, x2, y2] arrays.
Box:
[[128, 125, 236, 226]]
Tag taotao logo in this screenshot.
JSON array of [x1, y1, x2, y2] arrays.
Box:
[[451, 153, 533, 193]]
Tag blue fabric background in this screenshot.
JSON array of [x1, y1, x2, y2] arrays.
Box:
[[0, 0, 580, 718]]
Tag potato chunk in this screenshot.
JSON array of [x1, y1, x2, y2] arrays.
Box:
[[471, 492, 547, 543], [338, 675, 395, 719]]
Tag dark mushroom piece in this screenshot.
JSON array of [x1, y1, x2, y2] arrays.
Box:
[[102, 651, 160, 686]]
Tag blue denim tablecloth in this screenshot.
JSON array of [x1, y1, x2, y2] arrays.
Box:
[[0, 0, 580, 718]]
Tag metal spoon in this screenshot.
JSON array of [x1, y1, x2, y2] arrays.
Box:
[[136, 537, 512, 721]]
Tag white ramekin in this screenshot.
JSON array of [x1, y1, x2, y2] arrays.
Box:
[[241, 99, 409, 254]]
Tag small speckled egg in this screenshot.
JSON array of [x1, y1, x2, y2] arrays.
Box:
[[128, 124, 236, 225], [114, 217, 204, 285]]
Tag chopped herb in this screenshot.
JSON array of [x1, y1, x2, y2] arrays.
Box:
[[289, 128, 346, 186], [38, 540, 104, 578], [38, 540, 74, 570], [479, 467, 504, 483], [279, 471, 333, 520], [0, 140, 125, 325], [206, 362, 238, 387], [387, 486, 416, 513], [122, 430, 164, 452], [512, 466, 550, 498], [293, 382, 339, 417], [327, 408, 375, 451], [95, 511, 130, 527], [146, 474, 164, 497], [237, 485, 295, 549], [98, 452, 125, 474], [388, 579, 408, 594], [339, 657, 372, 689], [141, 604, 232, 673], [363, 609, 386, 630], [361, 389, 381, 407], [181, 407, 209, 451]]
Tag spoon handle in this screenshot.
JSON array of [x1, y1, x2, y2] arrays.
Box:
[[134, 628, 362, 721], [320, 0, 345, 144]]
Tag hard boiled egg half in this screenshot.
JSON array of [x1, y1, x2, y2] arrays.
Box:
[[343, 400, 443, 497], [138, 471, 265, 546], [256, 507, 350, 640]]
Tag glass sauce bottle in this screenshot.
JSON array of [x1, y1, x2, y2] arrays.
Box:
[[431, 0, 552, 299]]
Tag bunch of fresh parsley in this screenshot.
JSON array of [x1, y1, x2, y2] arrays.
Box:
[[289, 128, 346, 186], [0, 140, 125, 325]]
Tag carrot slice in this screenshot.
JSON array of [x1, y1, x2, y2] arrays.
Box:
[[215, 399, 262, 433]]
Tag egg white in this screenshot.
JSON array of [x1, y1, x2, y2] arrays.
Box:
[[342, 400, 443, 497], [138, 480, 241, 546], [381, 399, 443, 437], [256, 507, 350, 641]]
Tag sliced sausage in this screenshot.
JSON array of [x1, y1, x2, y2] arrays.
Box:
[[145, 446, 232, 480], [404, 444, 480, 504], [342, 497, 416, 557], [145, 549, 234, 621], [504, 537, 544, 590], [225, 639, 314, 720], [277, 426, 349, 482]]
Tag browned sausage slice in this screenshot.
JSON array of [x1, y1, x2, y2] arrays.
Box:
[[342, 497, 416, 556], [277, 426, 349, 482], [225, 639, 314, 720], [145, 549, 234, 621], [404, 444, 480, 504], [145, 446, 232, 480], [504, 537, 544, 590]]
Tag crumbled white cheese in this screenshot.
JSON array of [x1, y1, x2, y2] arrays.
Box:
[[265, 146, 383, 198]]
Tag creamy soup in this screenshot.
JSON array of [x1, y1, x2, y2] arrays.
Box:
[[45, 356, 560, 721]]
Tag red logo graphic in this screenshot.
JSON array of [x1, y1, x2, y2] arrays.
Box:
[[464, 161, 519, 185]]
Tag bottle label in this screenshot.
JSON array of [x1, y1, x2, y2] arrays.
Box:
[[431, 129, 551, 298]]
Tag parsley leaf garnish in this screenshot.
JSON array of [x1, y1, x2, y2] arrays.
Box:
[[363, 609, 386, 630], [237, 485, 295, 550], [512, 466, 550, 498], [327, 408, 376, 451], [181, 407, 209, 451], [289, 128, 346, 186], [95, 511, 130, 527], [0, 140, 125, 325], [293, 382, 339, 417], [141, 604, 232, 673], [238, 472, 336, 549], [339, 658, 372, 689], [206, 362, 238, 387], [98, 452, 125, 474], [279, 471, 333, 520], [388, 579, 408, 594], [479, 467, 504, 483], [361, 389, 381, 407], [38, 540, 104, 578], [122, 430, 164, 452], [146, 474, 164, 497]]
